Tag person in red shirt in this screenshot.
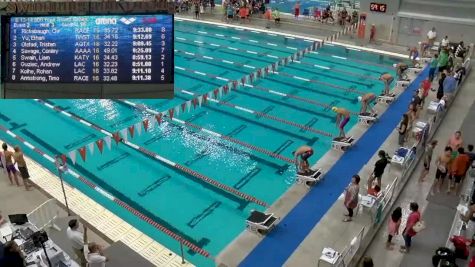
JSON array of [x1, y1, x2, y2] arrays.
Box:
[[450, 147, 471, 194], [294, 2, 300, 19], [367, 184, 381, 197], [421, 79, 431, 105], [400, 202, 421, 253]]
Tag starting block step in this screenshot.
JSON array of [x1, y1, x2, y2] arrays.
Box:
[[377, 93, 396, 104], [296, 168, 324, 187], [331, 136, 354, 151], [358, 113, 378, 125], [396, 80, 410, 89]]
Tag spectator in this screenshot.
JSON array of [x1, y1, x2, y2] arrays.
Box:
[[454, 41, 466, 65], [272, 8, 280, 25], [419, 140, 438, 182], [406, 103, 418, 131], [428, 54, 438, 81], [2, 143, 20, 187], [343, 174, 360, 222], [86, 242, 108, 267], [432, 146, 453, 195], [427, 27, 437, 45], [443, 72, 457, 99], [368, 150, 389, 188], [294, 1, 300, 19], [454, 64, 466, 86], [194, 0, 200, 19], [436, 72, 446, 100], [437, 49, 449, 78], [0, 241, 25, 267], [467, 144, 475, 166], [369, 24, 376, 43], [13, 146, 33, 191], [420, 78, 431, 105], [226, 4, 234, 22], [387, 207, 402, 250], [361, 256, 374, 267], [447, 131, 463, 153], [440, 35, 449, 51], [398, 114, 409, 146], [450, 147, 470, 194], [67, 219, 88, 267], [264, 7, 272, 29], [400, 202, 421, 253]]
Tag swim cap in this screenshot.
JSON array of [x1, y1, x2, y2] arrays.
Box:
[[357, 96, 362, 102], [331, 107, 338, 112], [393, 63, 397, 68]]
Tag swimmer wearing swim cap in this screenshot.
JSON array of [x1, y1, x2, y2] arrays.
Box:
[[359, 93, 376, 115], [332, 107, 350, 139], [379, 73, 394, 96], [293, 145, 314, 174]]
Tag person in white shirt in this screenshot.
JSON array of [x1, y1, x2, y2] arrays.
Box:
[[427, 27, 437, 45], [86, 242, 108, 267], [440, 36, 449, 50], [67, 219, 88, 267]]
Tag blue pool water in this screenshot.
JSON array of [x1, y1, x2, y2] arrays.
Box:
[[0, 19, 402, 266]]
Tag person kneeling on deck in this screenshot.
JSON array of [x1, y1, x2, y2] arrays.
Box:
[[332, 107, 350, 139], [292, 145, 314, 175], [379, 73, 394, 96], [395, 63, 409, 81], [358, 93, 376, 115]]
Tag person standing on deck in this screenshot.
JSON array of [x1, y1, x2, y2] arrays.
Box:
[[419, 140, 438, 182], [2, 143, 20, 187], [343, 174, 360, 222], [12, 146, 33, 191], [332, 107, 351, 139]]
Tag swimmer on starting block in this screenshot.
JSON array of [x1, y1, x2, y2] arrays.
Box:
[[332, 107, 350, 139], [358, 93, 376, 115], [379, 73, 394, 96], [395, 63, 409, 81], [292, 145, 314, 175], [409, 46, 419, 66]]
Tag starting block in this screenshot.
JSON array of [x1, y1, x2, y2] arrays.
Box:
[[377, 93, 396, 104], [396, 80, 411, 89], [296, 168, 324, 187], [358, 112, 378, 125], [331, 136, 354, 151], [407, 67, 421, 75]]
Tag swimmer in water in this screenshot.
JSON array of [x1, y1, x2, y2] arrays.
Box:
[[292, 145, 314, 174], [332, 107, 350, 139], [379, 73, 394, 96], [358, 93, 376, 115], [395, 62, 409, 80]]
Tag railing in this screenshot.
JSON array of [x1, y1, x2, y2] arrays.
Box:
[[27, 199, 61, 232]]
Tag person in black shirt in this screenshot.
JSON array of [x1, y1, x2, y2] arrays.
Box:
[[368, 150, 389, 188], [437, 72, 446, 100], [0, 241, 25, 267]]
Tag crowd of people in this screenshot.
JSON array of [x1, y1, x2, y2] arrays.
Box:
[[0, 143, 32, 191]]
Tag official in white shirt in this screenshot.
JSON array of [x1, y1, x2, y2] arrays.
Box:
[[66, 219, 88, 267], [427, 27, 437, 45], [86, 242, 108, 267]]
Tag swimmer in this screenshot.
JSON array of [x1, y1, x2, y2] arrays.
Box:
[[379, 73, 394, 96], [358, 93, 376, 115], [292, 145, 314, 174], [409, 47, 419, 66], [332, 107, 350, 139], [395, 63, 409, 80]]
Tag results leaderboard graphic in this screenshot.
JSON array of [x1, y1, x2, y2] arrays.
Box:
[[9, 15, 173, 84]]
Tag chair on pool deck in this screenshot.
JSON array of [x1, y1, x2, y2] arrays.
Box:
[[296, 168, 324, 187], [246, 210, 279, 235], [358, 112, 378, 125]]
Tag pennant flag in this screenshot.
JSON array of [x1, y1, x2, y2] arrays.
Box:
[[181, 102, 186, 112], [290, 55, 294, 62], [78, 146, 87, 162], [104, 136, 112, 150], [174, 105, 180, 117], [186, 100, 192, 112], [128, 125, 135, 138], [203, 93, 208, 104], [87, 142, 95, 156], [250, 72, 254, 83], [155, 113, 162, 125], [60, 154, 67, 165], [257, 68, 262, 78], [112, 132, 121, 144], [68, 150, 77, 165], [228, 82, 233, 92], [193, 98, 198, 108], [168, 108, 174, 120], [198, 95, 203, 107], [223, 84, 229, 94], [120, 128, 128, 142], [213, 89, 219, 99], [272, 63, 276, 72], [233, 81, 239, 90], [143, 119, 149, 132], [95, 140, 103, 155], [265, 66, 269, 75], [241, 76, 246, 86]]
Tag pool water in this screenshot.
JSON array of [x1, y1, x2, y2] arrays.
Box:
[[0, 19, 401, 267]]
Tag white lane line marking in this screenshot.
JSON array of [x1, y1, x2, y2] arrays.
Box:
[[235, 28, 244, 31], [286, 46, 298, 50], [249, 40, 259, 43], [198, 31, 208, 34], [232, 36, 241, 40], [294, 60, 301, 63], [267, 42, 277, 46], [210, 43, 221, 47], [304, 39, 314, 42], [185, 52, 195, 56], [294, 76, 310, 82], [203, 56, 213, 60], [347, 47, 361, 51], [286, 36, 295, 39], [216, 34, 225, 37], [243, 65, 255, 69], [325, 43, 335, 46], [216, 76, 229, 81], [223, 60, 234, 64], [267, 33, 277, 36], [194, 71, 206, 76], [246, 50, 257, 54], [228, 47, 238, 51], [218, 25, 228, 28], [175, 66, 185, 70], [267, 55, 278, 59], [175, 19, 184, 21], [314, 64, 331, 70], [194, 40, 203, 44], [332, 55, 347, 60], [269, 90, 287, 96], [251, 30, 260, 33], [176, 37, 186, 41], [310, 51, 319, 54], [235, 106, 255, 113]]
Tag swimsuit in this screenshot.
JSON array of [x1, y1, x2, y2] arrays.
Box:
[[6, 164, 16, 174], [301, 150, 313, 161], [340, 116, 350, 129]]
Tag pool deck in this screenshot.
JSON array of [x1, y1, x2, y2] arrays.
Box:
[[0, 149, 195, 267]]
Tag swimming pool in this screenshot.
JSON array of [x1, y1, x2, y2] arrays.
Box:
[[0, 19, 400, 267]]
